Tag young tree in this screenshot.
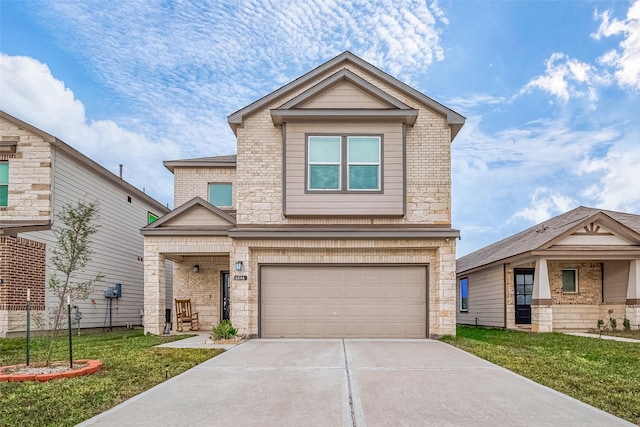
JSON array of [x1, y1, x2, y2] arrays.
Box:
[[45, 201, 104, 364]]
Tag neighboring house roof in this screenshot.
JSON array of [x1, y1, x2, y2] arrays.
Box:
[[0, 110, 170, 214], [227, 51, 466, 140], [163, 154, 236, 173], [457, 206, 640, 274], [140, 196, 235, 235]]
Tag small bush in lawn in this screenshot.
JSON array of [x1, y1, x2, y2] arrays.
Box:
[[610, 317, 617, 330], [211, 320, 238, 340], [623, 318, 631, 331], [597, 319, 604, 330]]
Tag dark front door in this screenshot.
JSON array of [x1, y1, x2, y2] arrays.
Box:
[[221, 271, 230, 321], [514, 269, 534, 324]]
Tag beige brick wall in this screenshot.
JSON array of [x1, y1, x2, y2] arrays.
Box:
[[234, 63, 452, 226], [549, 262, 601, 305], [173, 167, 236, 208], [0, 117, 52, 221]]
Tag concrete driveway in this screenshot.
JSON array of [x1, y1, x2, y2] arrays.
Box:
[[78, 339, 632, 427]]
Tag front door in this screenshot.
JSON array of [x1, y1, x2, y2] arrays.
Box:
[[221, 271, 230, 321], [514, 269, 534, 324]]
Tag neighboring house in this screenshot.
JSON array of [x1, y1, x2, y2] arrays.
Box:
[[142, 51, 465, 338], [456, 206, 640, 332], [0, 111, 171, 337]]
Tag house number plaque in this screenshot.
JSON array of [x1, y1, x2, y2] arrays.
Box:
[[233, 275, 248, 280]]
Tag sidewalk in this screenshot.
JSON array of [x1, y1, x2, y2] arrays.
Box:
[[155, 332, 244, 350], [565, 332, 640, 343]]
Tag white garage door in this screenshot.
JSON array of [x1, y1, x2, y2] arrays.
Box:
[[260, 265, 427, 338]]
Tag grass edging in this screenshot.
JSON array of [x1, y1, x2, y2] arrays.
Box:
[[441, 326, 640, 425]]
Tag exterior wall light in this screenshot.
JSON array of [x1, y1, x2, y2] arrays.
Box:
[[192, 264, 200, 273], [235, 261, 243, 271]]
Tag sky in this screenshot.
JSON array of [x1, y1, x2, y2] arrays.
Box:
[[1, 0, 639, 257]]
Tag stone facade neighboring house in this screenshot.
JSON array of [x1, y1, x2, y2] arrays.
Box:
[[456, 206, 640, 332], [142, 51, 465, 338], [0, 110, 171, 337]]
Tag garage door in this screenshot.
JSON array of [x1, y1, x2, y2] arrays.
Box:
[[260, 265, 427, 338]]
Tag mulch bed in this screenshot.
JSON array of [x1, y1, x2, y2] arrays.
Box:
[[0, 360, 103, 382]]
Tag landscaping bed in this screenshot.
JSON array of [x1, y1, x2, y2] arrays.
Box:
[[441, 326, 640, 425], [0, 329, 223, 426]]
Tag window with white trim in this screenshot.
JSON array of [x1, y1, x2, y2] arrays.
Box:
[[307, 135, 381, 191], [562, 269, 578, 293], [0, 161, 8, 207], [208, 183, 233, 207]]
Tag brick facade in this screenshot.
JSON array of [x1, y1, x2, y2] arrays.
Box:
[[0, 236, 46, 337], [174, 167, 236, 208]]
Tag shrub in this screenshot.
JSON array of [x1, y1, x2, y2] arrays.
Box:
[[597, 319, 604, 330], [623, 318, 631, 331], [211, 320, 238, 340], [610, 317, 617, 330]]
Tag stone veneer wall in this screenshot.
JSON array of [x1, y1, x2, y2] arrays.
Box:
[[173, 167, 236, 208], [0, 116, 52, 221], [552, 304, 626, 330], [0, 236, 46, 337], [549, 262, 602, 305], [234, 63, 452, 226]]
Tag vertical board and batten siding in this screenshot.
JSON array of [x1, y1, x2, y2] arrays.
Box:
[[603, 260, 630, 304], [457, 265, 505, 327], [285, 122, 404, 216], [297, 81, 392, 109], [22, 148, 171, 329]]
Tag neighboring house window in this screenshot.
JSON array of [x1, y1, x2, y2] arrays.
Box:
[[0, 161, 8, 207], [208, 183, 233, 207], [148, 212, 159, 224], [307, 135, 381, 191], [562, 269, 578, 293], [460, 277, 468, 311]]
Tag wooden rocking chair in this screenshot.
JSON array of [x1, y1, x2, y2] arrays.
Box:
[[175, 299, 199, 332]]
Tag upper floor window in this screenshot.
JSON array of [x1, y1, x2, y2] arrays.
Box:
[[307, 135, 381, 192], [209, 183, 233, 208], [148, 212, 159, 224], [0, 161, 8, 207]]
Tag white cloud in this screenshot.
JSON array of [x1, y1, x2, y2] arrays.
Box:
[[521, 53, 600, 102], [0, 53, 180, 207], [593, 0, 640, 90], [510, 188, 579, 224], [580, 142, 640, 212]]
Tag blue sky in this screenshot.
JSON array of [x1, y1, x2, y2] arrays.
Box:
[[1, 0, 639, 256]]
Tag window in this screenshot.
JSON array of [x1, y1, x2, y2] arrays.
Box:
[[460, 277, 468, 311], [208, 183, 233, 207], [562, 269, 577, 293], [148, 212, 159, 224], [308, 136, 341, 190], [307, 135, 381, 191], [0, 161, 8, 207]]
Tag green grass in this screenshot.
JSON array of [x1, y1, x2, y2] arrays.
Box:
[[441, 326, 640, 425], [0, 330, 224, 427]]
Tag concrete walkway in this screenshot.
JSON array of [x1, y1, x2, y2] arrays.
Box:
[[566, 332, 640, 343], [78, 339, 633, 427]]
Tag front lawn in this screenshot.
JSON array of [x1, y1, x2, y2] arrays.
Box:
[[441, 326, 640, 425], [0, 330, 223, 427]]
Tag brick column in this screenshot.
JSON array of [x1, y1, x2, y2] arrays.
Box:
[[626, 259, 640, 328], [144, 252, 166, 335], [229, 244, 251, 337], [532, 258, 553, 332]]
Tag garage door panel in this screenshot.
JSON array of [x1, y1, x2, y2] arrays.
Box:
[[261, 265, 427, 338]]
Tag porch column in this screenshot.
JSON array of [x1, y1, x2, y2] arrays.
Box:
[[626, 259, 640, 328], [531, 258, 553, 332], [144, 252, 166, 335], [229, 244, 252, 337]]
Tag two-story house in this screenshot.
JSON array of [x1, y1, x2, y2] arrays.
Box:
[[142, 52, 465, 338], [0, 111, 170, 337]]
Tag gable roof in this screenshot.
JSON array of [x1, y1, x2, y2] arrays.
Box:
[[227, 51, 465, 139], [140, 196, 235, 235], [0, 110, 169, 214], [163, 154, 237, 173], [457, 206, 640, 273]]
